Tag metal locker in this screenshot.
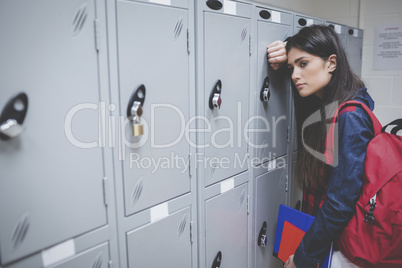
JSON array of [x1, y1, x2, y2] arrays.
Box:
[[50, 243, 109, 268], [254, 164, 287, 268], [205, 183, 249, 268], [326, 21, 347, 48], [202, 1, 252, 186], [253, 7, 292, 164], [116, 0, 191, 216], [126, 206, 192, 268], [346, 28, 363, 77], [290, 157, 303, 211], [0, 0, 107, 265], [294, 14, 324, 34]]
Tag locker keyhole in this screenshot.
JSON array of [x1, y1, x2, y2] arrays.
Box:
[[298, 18, 307, 26], [206, 0, 223, 11], [259, 10, 271, 20]]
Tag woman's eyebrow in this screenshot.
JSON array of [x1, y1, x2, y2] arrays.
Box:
[[288, 56, 307, 67]]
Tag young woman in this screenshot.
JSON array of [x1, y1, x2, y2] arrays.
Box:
[[267, 25, 374, 268]]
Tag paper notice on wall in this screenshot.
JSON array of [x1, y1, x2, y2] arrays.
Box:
[[374, 24, 402, 70]]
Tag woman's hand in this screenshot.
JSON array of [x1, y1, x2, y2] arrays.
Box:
[[267, 40, 287, 70], [284, 255, 297, 268]]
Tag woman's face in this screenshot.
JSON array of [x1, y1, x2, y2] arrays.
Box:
[[287, 47, 336, 99]]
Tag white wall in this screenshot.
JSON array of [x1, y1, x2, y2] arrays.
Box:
[[255, 0, 402, 125], [359, 0, 402, 125]]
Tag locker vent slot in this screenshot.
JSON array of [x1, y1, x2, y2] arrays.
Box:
[[11, 213, 30, 248], [91, 253, 103, 268], [238, 188, 246, 210], [173, 16, 184, 42], [240, 25, 248, 44], [177, 214, 187, 239], [72, 3, 88, 36], [131, 178, 144, 207]]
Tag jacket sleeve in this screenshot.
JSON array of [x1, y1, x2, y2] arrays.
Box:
[[293, 106, 374, 267]]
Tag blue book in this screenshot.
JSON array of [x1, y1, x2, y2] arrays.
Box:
[[273, 204, 333, 267]]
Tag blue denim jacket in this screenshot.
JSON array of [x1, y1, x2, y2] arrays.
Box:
[[294, 88, 375, 267]]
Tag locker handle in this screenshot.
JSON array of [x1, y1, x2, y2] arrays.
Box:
[[127, 85, 146, 137], [209, 79, 222, 109], [260, 76, 271, 102], [206, 0, 223, 11], [258, 221, 268, 247], [0, 92, 28, 141], [127, 84, 146, 118], [211, 251, 222, 268]]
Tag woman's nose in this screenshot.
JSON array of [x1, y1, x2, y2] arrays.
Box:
[[291, 68, 300, 81]]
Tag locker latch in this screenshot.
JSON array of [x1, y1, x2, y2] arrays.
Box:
[[258, 221, 268, 247], [209, 79, 222, 110], [211, 251, 222, 268], [0, 92, 28, 141], [260, 76, 270, 102], [127, 85, 146, 137]]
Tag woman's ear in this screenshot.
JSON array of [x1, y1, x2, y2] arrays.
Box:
[[327, 54, 337, 73]]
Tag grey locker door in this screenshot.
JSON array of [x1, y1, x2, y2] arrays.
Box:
[[346, 30, 363, 77], [294, 16, 323, 34], [51, 243, 109, 268], [126, 207, 192, 268], [290, 160, 303, 210], [205, 184, 248, 268], [255, 167, 287, 268], [326, 22, 347, 48], [204, 12, 250, 186], [116, 1, 191, 216], [0, 0, 106, 265], [255, 20, 291, 162]]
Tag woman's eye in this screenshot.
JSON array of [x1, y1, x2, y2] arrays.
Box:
[[300, 61, 307, 67]]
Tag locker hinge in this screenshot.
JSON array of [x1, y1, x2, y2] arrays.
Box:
[[188, 154, 192, 178], [187, 29, 190, 54], [108, 260, 113, 268], [247, 195, 250, 214], [190, 221, 193, 243], [249, 34, 252, 56], [287, 126, 290, 143], [285, 175, 289, 192], [94, 19, 100, 52], [102, 177, 109, 206]]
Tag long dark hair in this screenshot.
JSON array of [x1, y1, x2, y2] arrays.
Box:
[[287, 25, 365, 188]]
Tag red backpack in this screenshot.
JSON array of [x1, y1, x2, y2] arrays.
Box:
[[325, 101, 402, 267]]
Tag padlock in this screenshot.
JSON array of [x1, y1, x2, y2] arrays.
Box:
[[130, 101, 144, 137], [132, 120, 144, 137]]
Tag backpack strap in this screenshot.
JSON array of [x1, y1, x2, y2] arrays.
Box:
[[382, 119, 402, 135], [325, 100, 382, 166], [336, 101, 382, 135]]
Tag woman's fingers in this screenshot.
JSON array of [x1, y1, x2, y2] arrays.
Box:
[[267, 40, 287, 68]]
